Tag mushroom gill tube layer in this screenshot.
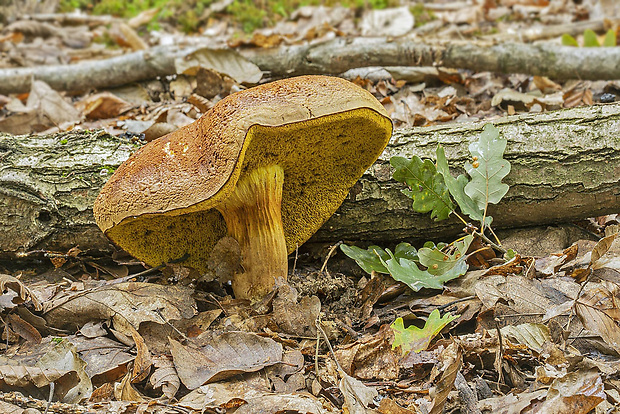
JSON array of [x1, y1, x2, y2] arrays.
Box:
[[103, 108, 392, 280], [215, 165, 288, 300]]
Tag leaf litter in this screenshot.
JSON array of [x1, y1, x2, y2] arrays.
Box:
[[1, 0, 620, 413]]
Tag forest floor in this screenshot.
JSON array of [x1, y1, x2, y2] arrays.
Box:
[[1, 1, 620, 413]]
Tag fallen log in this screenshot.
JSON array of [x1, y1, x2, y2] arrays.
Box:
[[1, 103, 619, 260], [2, 37, 620, 94]]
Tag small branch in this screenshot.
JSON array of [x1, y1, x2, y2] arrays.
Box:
[[2, 37, 620, 94]]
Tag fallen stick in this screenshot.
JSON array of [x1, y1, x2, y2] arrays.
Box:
[[1, 103, 618, 260], [1, 38, 620, 94]]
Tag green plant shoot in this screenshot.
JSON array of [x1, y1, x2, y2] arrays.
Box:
[[391, 309, 459, 354]]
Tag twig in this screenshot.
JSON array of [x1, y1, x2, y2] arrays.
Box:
[[320, 241, 342, 275]]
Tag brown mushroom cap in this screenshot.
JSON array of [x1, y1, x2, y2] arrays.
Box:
[[93, 75, 392, 272]]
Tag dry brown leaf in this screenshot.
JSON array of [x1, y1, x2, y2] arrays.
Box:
[[340, 369, 378, 414], [0, 364, 72, 388], [482, 255, 524, 276], [178, 373, 330, 413], [68, 335, 133, 381], [574, 284, 620, 354], [149, 355, 180, 399], [272, 285, 320, 336], [0, 273, 42, 311], [7, 313, 41, 344], [170, 331, 283, 389], [533, 76, 562, 93], [537, 370, 605, 413], [43, 282, 196, 333], [79, 92, 132, 120], [378, 397, 418, 413], [127, 325, 151, 383], [176, 48, 262, 84], [478, 390, 547, 413], [115, 371, 146, 402], [500, 323, 550, 354], [335, 324, 400, 380], [0, 400, 24, 413], [590, 231, 619, 270], [428, 341, 461, 414]]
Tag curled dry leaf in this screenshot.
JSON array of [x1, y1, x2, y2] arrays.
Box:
[[0, 273, 42, 311], [149, 355, 180, 399], [68, 335, 134, 381], [428, 341, 461, 414], [590, 231, 619, 270], [500, 323, 550, 354], [170, 331, 283, 389], [179, 373, 331, 414], [335, 324, 400, 380]]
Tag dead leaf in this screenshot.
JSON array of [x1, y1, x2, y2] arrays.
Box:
[[26, 80, 81, 128], [43, 282, 196, 333], [428, 341, 461, 414], [115, 371, 146, 402], [500, 323, 550, 354], [335, 324, 400, 380], [68, 335, 133, 381], [78, 92, 132, 120], [574, 283, 620, 354], [176, 48, 262, 84], [478, 390, 547, 413], [0, 273, 42, 311], [272, 285, 320, 336], [149, 355, 180, 399], [590, 231, 620, 271], [7, 313, 41, 344], [378, 397, 418, 413], [537, 370, 605, 413], [170, 331, 283, 389], [126, 325, 151, 383], [340, 370, 378, 414], [360, 7, 414, 37]]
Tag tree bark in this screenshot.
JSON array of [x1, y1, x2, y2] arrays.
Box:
[[1, 103, 619, 260], [1, 38, 620, 94]]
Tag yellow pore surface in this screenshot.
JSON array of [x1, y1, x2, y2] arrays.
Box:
[[106, 108, 392, 272]]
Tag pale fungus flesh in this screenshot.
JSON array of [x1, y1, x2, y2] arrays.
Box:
[[93, 75, 393, 300]]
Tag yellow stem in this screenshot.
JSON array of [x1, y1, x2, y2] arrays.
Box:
[[216, 165, 288, 300]]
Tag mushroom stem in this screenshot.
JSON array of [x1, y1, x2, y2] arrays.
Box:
[[216, 165, 288, 300]]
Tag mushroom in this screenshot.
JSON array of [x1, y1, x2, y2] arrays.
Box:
[[93, 75, 392, 300]]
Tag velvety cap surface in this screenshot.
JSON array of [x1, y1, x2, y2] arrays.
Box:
[[93, 75, 393, 271]]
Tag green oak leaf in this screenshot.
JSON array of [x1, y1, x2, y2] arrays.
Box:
[[418, 235, 473, 276], [561, 33, 579, 47], [603, 29, 616, 47], [391, 309, 459, 354], [380, 250, 462, 291], [583, 29, 600, 47], [436, 145, 487, 223], [340, 243, 418, 275], [391, 155, 455, 221], [464, 124, 511, 211]]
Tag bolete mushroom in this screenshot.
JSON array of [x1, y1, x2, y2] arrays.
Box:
[[93, 75, 392, 300]]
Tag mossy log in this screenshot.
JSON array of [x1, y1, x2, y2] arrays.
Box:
[[1, 103, 619, 260]]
